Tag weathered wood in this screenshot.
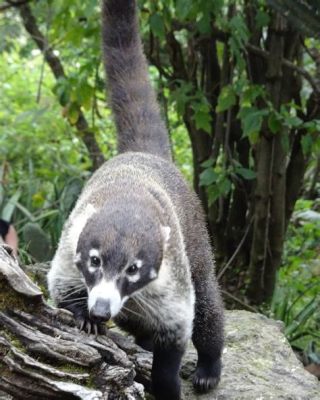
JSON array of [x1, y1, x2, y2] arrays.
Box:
[[0, 245, 147, 400]]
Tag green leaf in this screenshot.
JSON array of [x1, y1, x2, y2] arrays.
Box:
[[255, 10, 270, 28], [236, 167, 256, 180], [201, 158, 214, 168], [216, 85, 236, 113], [1, 189, 21, 221], [176, 0, 192, 20], [268, 112, 282, 134], [150, 13, 165, 39], [284, 115, 303, 128], [240, 107, 268, 142], [66, 103, 80, 124], [192, 101, 212, 134], [200, 168, 218, 186], [301, 134, 313, 155]]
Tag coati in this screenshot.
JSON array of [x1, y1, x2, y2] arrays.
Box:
[[47, 0, 224, 399]]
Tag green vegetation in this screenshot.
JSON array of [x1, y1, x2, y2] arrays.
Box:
[[0, 0, 319, 365]]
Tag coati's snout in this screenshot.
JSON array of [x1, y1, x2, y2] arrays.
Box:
[[89, 298, 111, 322], [88, 278, 125, 319]]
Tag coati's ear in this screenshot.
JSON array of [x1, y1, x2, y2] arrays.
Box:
[[161, 226, 171, 244]]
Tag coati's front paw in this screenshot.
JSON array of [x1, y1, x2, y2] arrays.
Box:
[[76, 315, 106, 335], [192, 357, 221, 393], [72, 308, 106, 335]]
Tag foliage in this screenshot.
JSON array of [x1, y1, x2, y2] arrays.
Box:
[[270, 199, 320, 360]]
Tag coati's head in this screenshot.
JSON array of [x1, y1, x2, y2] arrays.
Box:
[[75, 203, 170, 322]]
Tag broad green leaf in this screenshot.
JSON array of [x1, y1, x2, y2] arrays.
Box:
[[200, 168, 218, 186], [240, 107, 268, 142], [268, 112, 282, 134], [255, 10, 270, 28], [67, 103, 80, 124], [216, 85, 236, 113], [301, 134, 313, 155], [176, 0, 192, 20], [150, 13, 165, 39], [201, 158, 214, 168], [236, 167, 256, 180]]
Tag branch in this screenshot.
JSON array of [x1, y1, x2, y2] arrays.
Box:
[[18, 3, 105, 170], [0, 0, 30, 12], [172, 19, 320, 95], [246, 43, 320, 94]]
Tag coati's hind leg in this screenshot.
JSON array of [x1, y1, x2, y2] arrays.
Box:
[[192, 276, 224, 392]]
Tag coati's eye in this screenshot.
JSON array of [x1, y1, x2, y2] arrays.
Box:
[[90, 256, 101, 268], [126, 263, 138, 275]]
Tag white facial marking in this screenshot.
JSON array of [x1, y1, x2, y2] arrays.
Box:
[[89, 248, 100, 258], [87, 248, 101, 273], [88, 279, 122, 317], [149, 268, 157, 280], [127, 272, 140, 283], [69, 203, 97, 254], [135, 259, 143, 268], [74, 252, 81, 263]]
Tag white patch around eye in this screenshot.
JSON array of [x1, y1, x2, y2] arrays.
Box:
[[149, 268, 157, 280], [87, 248, 101, 273], [88, 279, 122, 317], [89, 248, 100, 258], [127, 272, 141, 283], [88, 266, 98, 274]]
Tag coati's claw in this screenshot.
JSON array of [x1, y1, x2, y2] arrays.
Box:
[[192, 368, 220, 393], [76, 316, 106, 336]]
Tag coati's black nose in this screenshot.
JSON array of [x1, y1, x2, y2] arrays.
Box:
[[89, 299, 111, 322]]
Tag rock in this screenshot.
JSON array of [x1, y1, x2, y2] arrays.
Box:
[[181, 311, 320, 400]]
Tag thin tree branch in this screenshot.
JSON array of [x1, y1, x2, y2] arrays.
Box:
[[246, 43, 320, 94], [18, 3, 105, 170], [0, 0, 30, 12]]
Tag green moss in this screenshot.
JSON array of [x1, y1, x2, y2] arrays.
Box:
[[0, 278, 41, 314], [1, 329, 27, 353]]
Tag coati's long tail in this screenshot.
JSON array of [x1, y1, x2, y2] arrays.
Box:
[[102, 0, 171, 161]]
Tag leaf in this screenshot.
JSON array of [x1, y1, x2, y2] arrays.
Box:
[[236, 167, 256, 180], [66, 103, 80, 125], [284, 115, 303, 128], [219, 177, 232, 196], [201, 158, 214, 168], [1, 189, 21, 221], [240, 107, 268, 142], [301, 134, 313, 155], [150, 13, 165, 39], [200, 168, 218, 186], [216, 85, 236, 113], [268, 112, 282, 134], [192, 101, 212, 134], [176, 0, 192, 20], [255, 10, 270, 28]]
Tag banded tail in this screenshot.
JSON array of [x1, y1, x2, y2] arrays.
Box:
[[102, 0, 172, 161]]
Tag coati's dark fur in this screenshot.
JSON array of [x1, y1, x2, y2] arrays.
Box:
[[48, 1, 224, 399]]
